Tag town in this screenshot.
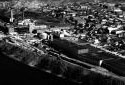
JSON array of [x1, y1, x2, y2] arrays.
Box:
[[0, 0, 125, 85]]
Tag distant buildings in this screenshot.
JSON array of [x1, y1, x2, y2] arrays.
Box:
[[18, 19, 48, 34], [0, 1, 10, 9], [13, 0, 47, 9]]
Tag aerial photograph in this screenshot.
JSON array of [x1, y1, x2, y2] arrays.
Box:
[[0, 0, 125, 85]]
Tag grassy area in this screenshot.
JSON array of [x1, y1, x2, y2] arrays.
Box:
[[0, 38, 125, 84]]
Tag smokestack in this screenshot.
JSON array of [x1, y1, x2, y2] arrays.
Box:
[[10, 9, 14, 23]]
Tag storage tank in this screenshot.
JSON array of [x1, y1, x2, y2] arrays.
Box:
[[41, 32, 48, 39]]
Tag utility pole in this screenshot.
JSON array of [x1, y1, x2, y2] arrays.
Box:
[[20, 7, 25, 20]]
